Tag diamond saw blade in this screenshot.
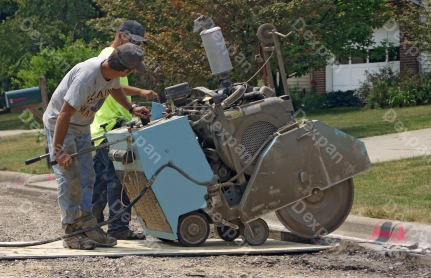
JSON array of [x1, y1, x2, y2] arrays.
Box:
[[275, 178, 354, 238]]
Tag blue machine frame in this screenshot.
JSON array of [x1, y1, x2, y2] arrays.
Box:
[[106, 116, 213, 240]]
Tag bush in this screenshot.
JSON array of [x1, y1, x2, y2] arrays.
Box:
[[399, 70, 431, 105], [326, 90, 363, 108], [356, 65, 431, 108], [356, 64, 400, 108], [290, 86, 327, 110], [386, 88, 416, 107]]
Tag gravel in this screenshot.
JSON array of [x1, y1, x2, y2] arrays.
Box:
[[1, 183, 431, 277]]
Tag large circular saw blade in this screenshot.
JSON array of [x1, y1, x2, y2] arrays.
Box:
[[275, 178, 354, 238]]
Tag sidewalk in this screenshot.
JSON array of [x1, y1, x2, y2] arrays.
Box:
[[360, 128, 431, 163], [0, 129, 43, 137]]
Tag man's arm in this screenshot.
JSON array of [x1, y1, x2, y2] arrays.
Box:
[[110, 88, 150, 118], [121, 84, 159, 101], [53, 102, 76, 167]]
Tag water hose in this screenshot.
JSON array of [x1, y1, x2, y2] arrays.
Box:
[[0, 163, 213, 247]]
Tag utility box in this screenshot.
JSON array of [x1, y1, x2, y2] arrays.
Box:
[[5, 87, 42, 108], [3, 76, 48, 121]]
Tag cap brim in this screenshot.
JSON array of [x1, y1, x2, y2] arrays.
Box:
[[135, 62, 146, 73], [130, 34, 148, 44]]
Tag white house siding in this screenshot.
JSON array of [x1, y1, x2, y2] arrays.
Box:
[[287, 73, 311, 92], [420, 51, 431, 73], [328, 25, 401, 92]]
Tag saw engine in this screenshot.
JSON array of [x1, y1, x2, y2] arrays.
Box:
[[104, 18, 371, 247]]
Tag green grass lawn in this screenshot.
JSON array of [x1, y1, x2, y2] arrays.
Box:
[[0, 110, 43, 130], [297, 105, 431, 138], [2, 133, 430, 224], [352, 156, 431, 224], [1, 105, 431, 137], [0, 133, 53, 174]]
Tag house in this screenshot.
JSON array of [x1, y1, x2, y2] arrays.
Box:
[[287, 0, 427, 94]]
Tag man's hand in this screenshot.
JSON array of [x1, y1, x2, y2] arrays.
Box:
[[140, 90, 159, 102], [54, 149, 73, 167], [132, 106, 151, 119]]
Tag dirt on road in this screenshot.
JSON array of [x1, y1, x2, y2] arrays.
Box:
[[0, 183, 431, 278]]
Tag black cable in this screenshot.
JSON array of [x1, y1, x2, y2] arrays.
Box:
[[0, 162, 213, 248], [0, 181, 149, 247], [164, 164, 213, 186]]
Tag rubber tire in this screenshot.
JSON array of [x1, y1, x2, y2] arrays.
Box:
[[240, 218, 269, 246], [177, 211, 210, 247]]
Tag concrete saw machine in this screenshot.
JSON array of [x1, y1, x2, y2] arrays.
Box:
[[104, 18, 372, 247]]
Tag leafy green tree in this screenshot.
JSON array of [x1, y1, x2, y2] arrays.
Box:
[[89, 0, 391, 91], [0, 0, 101, 92], [391, 0, 431, 57], [13, 37, 99, 96]]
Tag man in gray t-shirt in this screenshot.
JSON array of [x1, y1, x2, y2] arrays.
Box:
[[43, 43, 149, 250]]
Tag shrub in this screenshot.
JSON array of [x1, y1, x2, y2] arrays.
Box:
[[290, 86, 327, 110], [356, 64, 431, 108], [356, 64, 400, 108], [326, 90, 363, 108], [387, 88, 416, 107], [366, 80, 392, 109]]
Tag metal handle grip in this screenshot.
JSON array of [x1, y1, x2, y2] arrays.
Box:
[[26, 157, 42, 165], [25, 153, 50, 165], [49, 135, 129, 167]]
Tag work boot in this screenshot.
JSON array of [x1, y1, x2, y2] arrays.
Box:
[[82, 217, 117, 247], [63, 223, 97, 250], [108, 229, 146, 240]]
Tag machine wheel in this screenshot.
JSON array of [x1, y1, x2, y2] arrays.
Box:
[[257, 23, 276, 44], [240, 218, 269, 246], [215, 224, 240, 241], [275, 178, 354, 238], [177, 212, 210, 247]]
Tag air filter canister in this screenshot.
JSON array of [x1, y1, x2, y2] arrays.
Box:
[[200, 27, 233, 76]]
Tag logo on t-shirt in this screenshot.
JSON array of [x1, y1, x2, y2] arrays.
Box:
[[78, 89, 112, 118]]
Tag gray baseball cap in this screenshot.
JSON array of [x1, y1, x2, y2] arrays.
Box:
[[114, 43, 146, 73], [117, 20, 147, 44]]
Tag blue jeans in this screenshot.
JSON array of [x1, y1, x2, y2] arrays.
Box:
[[92, 147, 131, 234], [45, 127, 96, 229]]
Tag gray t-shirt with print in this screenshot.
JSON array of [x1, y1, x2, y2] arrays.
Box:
[[43, 57, 121, 135]]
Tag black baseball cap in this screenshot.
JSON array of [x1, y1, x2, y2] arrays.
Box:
[[113, 43, 146, 73], [117, 20, 147, 44]]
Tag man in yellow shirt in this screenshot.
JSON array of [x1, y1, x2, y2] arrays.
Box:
[[91, 20, 158, 240]]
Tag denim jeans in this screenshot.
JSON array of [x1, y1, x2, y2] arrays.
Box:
[[92, 147, 131, 234], [45, 127, 96, 229]]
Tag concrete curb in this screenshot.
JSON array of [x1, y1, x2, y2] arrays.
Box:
[[0, 171, 55, 189], [0, 171, 32, 185], [262, 212, 431, 251]]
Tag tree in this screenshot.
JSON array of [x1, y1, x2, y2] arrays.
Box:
[[391, 0, 431, 53], [88, 0, 391, 91], [12, 38, 99, 96], [0, 0, 101, 92], [0, 0, 393, 95]]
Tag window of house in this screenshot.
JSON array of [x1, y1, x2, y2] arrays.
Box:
[[351, 56, 367, 64], [369, 49, 386, 63], [388, 47, 400, 61], [337, 56, 350, 65]]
